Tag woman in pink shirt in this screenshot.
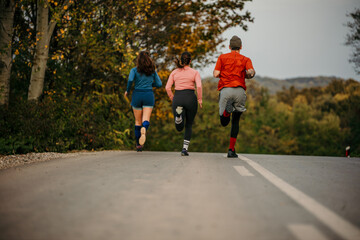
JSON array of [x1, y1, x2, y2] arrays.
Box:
[[165, 52, 202, 156]]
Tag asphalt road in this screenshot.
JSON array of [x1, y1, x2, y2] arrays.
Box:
[[0, 151, 359, 240]]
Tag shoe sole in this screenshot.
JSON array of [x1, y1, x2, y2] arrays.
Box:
[[175, 106, 184, 124], [139, 127, 146, 145], [225, 100, 234, 114], [176, 106, 183, 115]]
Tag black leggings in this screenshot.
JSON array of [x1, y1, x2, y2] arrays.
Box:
[[230, 112, 242, 138], [172, 90, 198, 141]]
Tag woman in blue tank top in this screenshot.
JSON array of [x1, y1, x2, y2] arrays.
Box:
[[125, 51, 162, 151]]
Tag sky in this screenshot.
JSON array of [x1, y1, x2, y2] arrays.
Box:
[[199, 0, 360, 80]]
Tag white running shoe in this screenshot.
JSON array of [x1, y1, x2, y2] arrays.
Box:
[[175, 106, 183, 124], [176, 106, 183, 115], [139, 127, 146, 145]]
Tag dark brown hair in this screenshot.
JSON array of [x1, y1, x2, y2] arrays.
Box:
[[137, 51, 155, 76], [174, 52, 191, 68]]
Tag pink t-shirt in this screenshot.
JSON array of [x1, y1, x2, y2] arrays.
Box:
[[165, 66, 202, 104]]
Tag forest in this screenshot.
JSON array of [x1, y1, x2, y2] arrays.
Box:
[[0, 0, 359, 157]]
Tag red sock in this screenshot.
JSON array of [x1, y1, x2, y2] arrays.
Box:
[[223, 110, 230, 117], [229, 137, 236, 151]]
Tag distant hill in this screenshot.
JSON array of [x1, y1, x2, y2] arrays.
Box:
[[253, 76, 343, 94], [203, 76, 344, 94]]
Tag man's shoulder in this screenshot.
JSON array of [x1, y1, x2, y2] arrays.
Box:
[[219, 52, 251, 60], [241, 54, 251, 61], [219, 52, 233, 58]]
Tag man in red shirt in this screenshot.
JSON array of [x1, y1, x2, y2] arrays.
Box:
[[213, 35, 255, 158]]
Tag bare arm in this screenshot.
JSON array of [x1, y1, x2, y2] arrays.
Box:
[[195, 71, 202, 108], [165, 72, 175, 100], [213, 69, 220, 78]]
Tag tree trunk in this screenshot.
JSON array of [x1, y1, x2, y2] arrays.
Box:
[[0, 0, 16, 106], [28, 0, 56, 101]]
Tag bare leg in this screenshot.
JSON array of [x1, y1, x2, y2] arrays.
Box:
[[139, 107, 153, 145], [142, 107, 153, 122], [133, 108, 143, 126]]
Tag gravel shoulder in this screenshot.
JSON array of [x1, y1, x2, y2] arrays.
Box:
[[0, 151, 99, 170]]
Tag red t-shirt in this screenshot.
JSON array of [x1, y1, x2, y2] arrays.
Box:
[[214, 51, 254, 91]]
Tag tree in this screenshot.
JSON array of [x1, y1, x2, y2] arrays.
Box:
[[128, 0, 254, 69], [0, 0, 16, 106], [345, 8, 360, 75], [28, 0, 71, 101], [45, 0, 254, 96]]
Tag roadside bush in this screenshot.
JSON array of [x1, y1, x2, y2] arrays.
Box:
[[0, 93, 133, 154]]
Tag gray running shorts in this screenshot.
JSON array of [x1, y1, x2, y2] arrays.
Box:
[[219, 87, 247, 115]]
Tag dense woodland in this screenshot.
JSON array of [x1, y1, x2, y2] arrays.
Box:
[[0, 0, 359, 156]]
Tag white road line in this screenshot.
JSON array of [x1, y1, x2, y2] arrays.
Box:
[[233, 166, 254, 176], [288, 224, 329, 240], [238, 155, 360, 240]]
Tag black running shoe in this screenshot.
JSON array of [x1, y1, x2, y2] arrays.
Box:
[[227, 149, 238, 158], [136, 145, 143, 152], [181, 148, 189, 156], [225, 99, 234, 114], [220, 115, 231, 127]]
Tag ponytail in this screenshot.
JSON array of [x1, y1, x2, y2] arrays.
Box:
[[174, 57, 183, 68], [174, 52, 191, 68]]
